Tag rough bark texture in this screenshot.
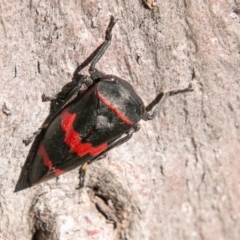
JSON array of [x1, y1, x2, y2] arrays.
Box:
[[1, 0, 240, 239]]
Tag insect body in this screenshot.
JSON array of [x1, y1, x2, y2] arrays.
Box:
[[18, 16, 192, 188]]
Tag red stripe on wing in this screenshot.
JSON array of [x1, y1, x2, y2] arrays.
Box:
[[60, 109, 107, 157], [97, 92, 133, 125]]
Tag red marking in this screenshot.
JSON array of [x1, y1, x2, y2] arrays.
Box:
[[97, 92, 133, 125], [84, 216, 92, 224], [38, 143, 64, 176], [86, 230, 100, 237], [54, 168, 64, 176], [60, 110, 108, 157]]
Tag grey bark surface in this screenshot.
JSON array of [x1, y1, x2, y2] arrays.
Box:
[[1, 1, 240, 240]]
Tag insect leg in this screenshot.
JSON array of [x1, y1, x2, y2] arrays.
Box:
[[106, 125, 140, 151], [22, 129, 41, 146], [22, 122, 50, 146], [89, 16, 117, 80], [143, 83, 193, 120]]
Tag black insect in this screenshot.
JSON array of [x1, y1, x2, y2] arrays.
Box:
[[15, 16, 192, 191]]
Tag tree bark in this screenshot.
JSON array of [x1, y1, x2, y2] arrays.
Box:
[[1, 0, 240, 239]]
